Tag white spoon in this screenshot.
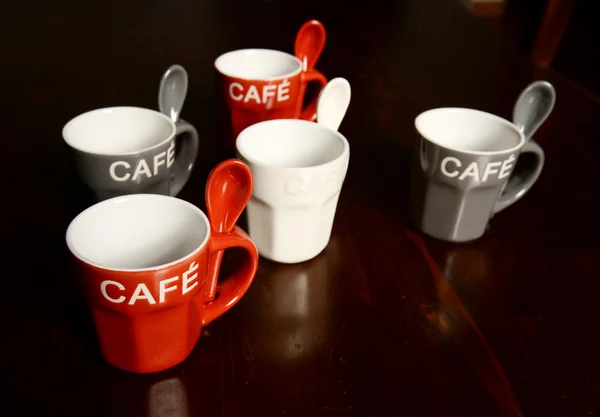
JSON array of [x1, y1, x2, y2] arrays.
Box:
[[158, 64, 188, 123], [495, 80, 555, 205], [316, 77, 351, 131], [512, 80, 556, 141]]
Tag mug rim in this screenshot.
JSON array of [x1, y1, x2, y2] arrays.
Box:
[[65, 194, 211, 273], [235, 119, 350, 171], [214, 48, 303, 81], [415, 107, 526, 156], [62, 106, 176, 156]]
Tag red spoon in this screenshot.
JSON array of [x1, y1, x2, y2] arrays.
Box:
[[205, 159, 254, 302], [294, 20, 327, 71], [294, 20, 328, 121]]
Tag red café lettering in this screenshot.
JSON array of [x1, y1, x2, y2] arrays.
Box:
[[229, 79, 291, 104], [100, 262, 199, 305]]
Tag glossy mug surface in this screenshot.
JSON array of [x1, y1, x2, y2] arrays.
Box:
[[236, 119, 350, 263], [63, 106, 199, 201], [215, 48, 327, 146], [408, 108, 545, 242], [66, 194, 258, 373]]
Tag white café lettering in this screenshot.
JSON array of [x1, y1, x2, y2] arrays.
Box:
[[229, 79, 291, 104], [440, 154, 516, 182], [109, 141, 175, 182], [284, 167, 346, 196], [100, 262, 199, 305]]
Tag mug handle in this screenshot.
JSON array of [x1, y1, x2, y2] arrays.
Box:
[[299, 69, 327, 121], [492, 140, 545, 214], [201, 226, 258, 326], [171, 119, 199, 196]]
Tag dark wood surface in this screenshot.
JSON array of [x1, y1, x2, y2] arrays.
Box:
[[1, 0, 599, 415], [531, 0, 577, 68]]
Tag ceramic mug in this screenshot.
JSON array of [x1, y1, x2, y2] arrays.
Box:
[[236, 119, 350, 263], [66, 191, 258, 373], [215, 21, 327, 146], [408, 107, 544, 242], [63, 106, 199, 201]]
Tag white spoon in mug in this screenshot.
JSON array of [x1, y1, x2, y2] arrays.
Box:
[[158, 64, 188, 123], [316, 77, 351, 131], [512, 80, 556, 141], [494, 80, 555, 209]]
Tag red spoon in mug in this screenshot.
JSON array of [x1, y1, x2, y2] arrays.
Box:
[[294, 19, 326, 72], [295, 20, 328, 121], [205, 159, 254, 302]]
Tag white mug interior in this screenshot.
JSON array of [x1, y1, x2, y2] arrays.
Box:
[[66, 194, 209, 271], [214, 49, 303, 80], [236, 119, 348, 169], [62, 107, 175, 155], [415, 108, 525, 154]]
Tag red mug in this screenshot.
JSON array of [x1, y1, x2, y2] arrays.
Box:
[[215, 20, 327, 146], [65, 167, 258, 373]]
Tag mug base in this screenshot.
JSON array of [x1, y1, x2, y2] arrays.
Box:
[[257, 241, 328, 264], [103, 353, 190, 374], [416, 226, 486, 243]]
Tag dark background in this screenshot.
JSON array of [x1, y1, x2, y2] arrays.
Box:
[[482, 0, 600, 100]]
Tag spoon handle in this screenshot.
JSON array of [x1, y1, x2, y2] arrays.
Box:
[[206, 251, 225, 302], [299, 70, 328, 122], [202, 226, 258, 326], [170, 119, 199, 196], [493, 140, 544, 213]]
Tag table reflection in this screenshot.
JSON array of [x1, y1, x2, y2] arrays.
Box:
[[239, 235, 343, 364], [441, 246, 493, 283], [99, 371, 192, 417], [147, 377, 189, 417]]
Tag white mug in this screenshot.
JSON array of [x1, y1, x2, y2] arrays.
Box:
[[236, 119, 350, 263]]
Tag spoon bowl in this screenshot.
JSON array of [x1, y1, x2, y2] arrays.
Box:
[[316, 77, 351, 131], [158, 64, 188, 123], [512, 80, 556, 141], [294, 20, 326, 71]]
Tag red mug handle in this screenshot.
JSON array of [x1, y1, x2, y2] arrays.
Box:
[[200, 226, 258, 326], [299, 69, 327, 121]]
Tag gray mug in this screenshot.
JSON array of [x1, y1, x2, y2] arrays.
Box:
[[63, 106, 199, 201], [408, 107, 544, 242]]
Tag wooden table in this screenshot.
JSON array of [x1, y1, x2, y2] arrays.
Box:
[[2, 0, 599, 415]]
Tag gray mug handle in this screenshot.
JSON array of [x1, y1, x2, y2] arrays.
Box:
[[492, 140, 544, 214], [171, 118, 199, 196]]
